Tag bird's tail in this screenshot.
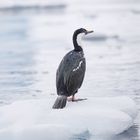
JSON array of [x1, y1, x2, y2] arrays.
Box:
[[52, 95, 67, 109]]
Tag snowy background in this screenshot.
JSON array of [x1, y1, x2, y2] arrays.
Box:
[[0, 0, 140, 140]]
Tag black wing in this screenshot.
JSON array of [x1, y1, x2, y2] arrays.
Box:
[[56, 51, 86, 96], [64, 58, 86, 95]]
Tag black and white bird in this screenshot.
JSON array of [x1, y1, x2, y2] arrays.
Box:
[[52, 28, 93, 109]]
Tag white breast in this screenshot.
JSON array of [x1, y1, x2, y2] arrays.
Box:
[[76, 33, 85, 47]]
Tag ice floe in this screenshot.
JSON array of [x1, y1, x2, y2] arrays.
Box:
[[0, 96, 138, 140]]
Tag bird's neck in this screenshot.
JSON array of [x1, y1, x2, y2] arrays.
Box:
[[73, 33, 83, 51]]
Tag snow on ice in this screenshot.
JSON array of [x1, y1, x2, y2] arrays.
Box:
[[0, 96, 138, 140]]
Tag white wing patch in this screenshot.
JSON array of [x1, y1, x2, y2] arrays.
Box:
[[73, 61, 83, 72]]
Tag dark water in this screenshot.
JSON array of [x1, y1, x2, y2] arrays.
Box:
[[0, 1, 140, 140]]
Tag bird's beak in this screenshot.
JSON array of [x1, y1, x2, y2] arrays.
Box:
[[86, 30, 94, 34]]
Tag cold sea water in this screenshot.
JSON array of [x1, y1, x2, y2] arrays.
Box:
[[0, 0, 140, 139]]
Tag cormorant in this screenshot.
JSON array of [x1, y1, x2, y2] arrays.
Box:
[[52, 28, 93, 109]]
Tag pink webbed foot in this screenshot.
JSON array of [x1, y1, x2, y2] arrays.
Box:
[[67, 96, 87, 102]]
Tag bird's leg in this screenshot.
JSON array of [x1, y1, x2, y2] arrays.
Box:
[[67, 95, 76, 102], [67, 95, 87, 102], [67, 96, 74, 102], [72, 95, 75, 102], [73, 97, 87, 102]]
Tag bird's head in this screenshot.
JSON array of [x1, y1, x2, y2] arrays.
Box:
[[73, 28, 93, 51], [74, 28, 94, 36]]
